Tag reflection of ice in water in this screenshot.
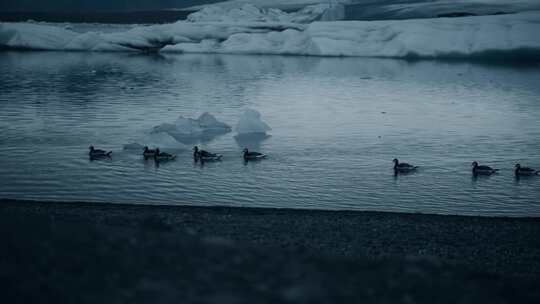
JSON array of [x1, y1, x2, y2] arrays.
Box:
[[124, 131, 187, 153], [235, 109, 271, 149], [144, 132, 186, 150], [153, 112, 231, 144], [123, 142, 144, 150], [235, 133, 271, 151]]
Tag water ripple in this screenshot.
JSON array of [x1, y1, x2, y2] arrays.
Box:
[[1, 52, 539, 216]]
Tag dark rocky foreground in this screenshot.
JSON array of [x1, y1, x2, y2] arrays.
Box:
[[1, 199, 539, 303]]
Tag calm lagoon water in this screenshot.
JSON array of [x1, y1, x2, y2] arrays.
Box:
[[1, 52, 539, 216]]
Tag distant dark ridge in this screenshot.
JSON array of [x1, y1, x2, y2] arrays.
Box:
[[400, 48, 540, 66], [343, 3, 518, 21], [436, 11, 512, 18], [436, 12, 478, 18], [0, 10, 194, 24]]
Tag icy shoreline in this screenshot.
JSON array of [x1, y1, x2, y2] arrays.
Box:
[[1, 11, 539, 60]]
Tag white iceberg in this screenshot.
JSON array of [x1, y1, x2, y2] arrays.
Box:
[[198, 112, 232, 131], [1, 10, 539, 60], [0, 22, 179, 51], [173, 116, 203, 136], [236, 109, 271, 135], [152, 112, 231, 143]]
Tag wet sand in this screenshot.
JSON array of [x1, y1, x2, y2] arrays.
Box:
[[2, 199, 539, 303]]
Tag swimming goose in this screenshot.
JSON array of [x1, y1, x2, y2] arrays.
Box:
[[143, 146, 157, 158], [243, 148, 266, 160], [515, 164, 539, 176], [471, 161, 498, 175], [154, 148, 176, 161], [193, 146, 222, 161], [393, 158, 417, 172], [89, 146, 112, 158]]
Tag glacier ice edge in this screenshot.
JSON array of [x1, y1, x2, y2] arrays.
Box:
[[1, 11, 540, 60]]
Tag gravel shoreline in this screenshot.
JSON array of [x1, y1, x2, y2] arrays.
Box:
[[2, 199, 540, 303]]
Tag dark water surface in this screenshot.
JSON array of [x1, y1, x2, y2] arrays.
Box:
[[1, 52, 539, 216]]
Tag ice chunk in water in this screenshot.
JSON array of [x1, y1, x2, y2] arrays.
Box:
[[198, 112, 232, 131], [152, 123, 177, 134], [174, 116, 203, 136], [152, 112, 231, 144], [143, 132, 186, 150], [236, 109, 271, 135]]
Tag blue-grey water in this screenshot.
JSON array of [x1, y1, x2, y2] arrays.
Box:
[[1, 51, 539, 216]]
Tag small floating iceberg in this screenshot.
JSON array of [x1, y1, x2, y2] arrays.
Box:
[[235, 109, 271, 148], [235, 109, 271, 135], [152, 112, 231, 144]]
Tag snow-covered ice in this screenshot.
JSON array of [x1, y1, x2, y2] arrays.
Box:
[[185, 0, 347, 12], [187, 0, 540, 19], [1, 6, 539, 60], [187, 3, 344, 23]]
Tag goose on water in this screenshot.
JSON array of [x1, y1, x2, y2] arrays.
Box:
[[393, 158, 417, 172], [243, 148, 266, 160], [143, 146, 157, 158], [89, 146, 112, 158], [154, 148, 176, 161], [471, 161, 498, 175], [515, 164, 539, 176], [193, 146, 222, 161]]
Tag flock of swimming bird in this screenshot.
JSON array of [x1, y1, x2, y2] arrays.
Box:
[[89, 145, 266, 162], [89, 146, 539, 177], [393, 159, 539, 177]]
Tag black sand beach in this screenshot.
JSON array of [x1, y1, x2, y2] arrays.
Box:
[[2, 199, 540, 303]]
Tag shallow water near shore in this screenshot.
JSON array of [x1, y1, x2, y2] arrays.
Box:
[[1, 52, 539, 216]]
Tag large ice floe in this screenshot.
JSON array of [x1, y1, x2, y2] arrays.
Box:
[[152, 112, 232, 144], [0, 3, 539, 60]]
